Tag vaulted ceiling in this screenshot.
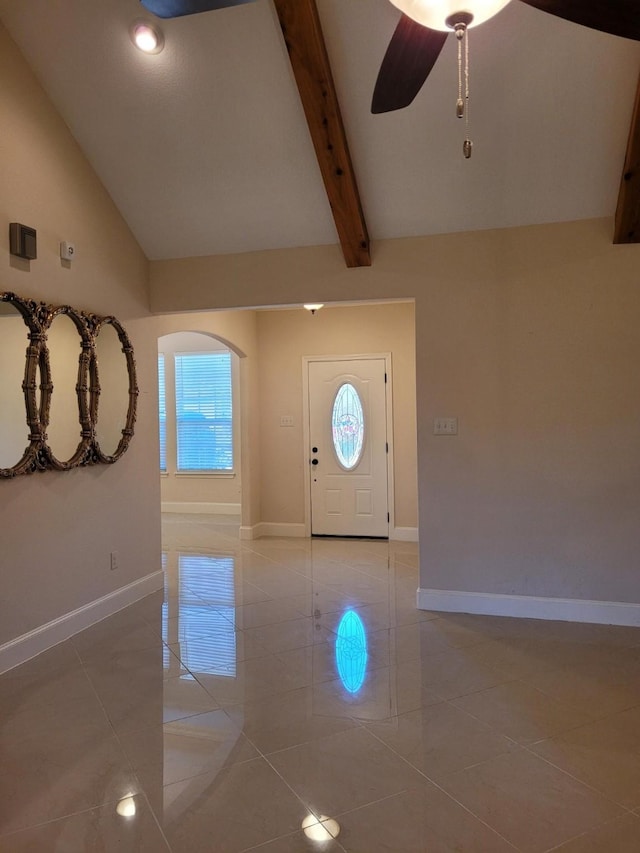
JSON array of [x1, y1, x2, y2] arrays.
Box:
[[1, 0, 639, 265]]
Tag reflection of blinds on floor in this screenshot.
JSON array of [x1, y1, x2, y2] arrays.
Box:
[[176, 554, 236, 676], [161, 552, 171, 670]]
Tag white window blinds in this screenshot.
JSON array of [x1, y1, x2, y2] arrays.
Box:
[[158, 354, 166, 471], [175, 352, 233, 471]]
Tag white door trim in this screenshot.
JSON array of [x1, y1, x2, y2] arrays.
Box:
[[302, 353, 395, 538]]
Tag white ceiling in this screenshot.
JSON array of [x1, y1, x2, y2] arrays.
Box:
[[1, 0, 639, 260]]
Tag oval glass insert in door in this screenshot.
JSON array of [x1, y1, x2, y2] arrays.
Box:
[[331, 382, 364, 470]]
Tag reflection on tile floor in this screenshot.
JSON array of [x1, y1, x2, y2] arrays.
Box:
[[3, 514, 640, 850]]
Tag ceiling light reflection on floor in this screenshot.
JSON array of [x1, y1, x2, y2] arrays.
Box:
[[116, 794, 137, 818], [301, 813, 341, 842]]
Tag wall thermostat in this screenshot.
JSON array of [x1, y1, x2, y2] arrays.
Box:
[[60, 241, 75, 261], [9, 223, 37, 260]]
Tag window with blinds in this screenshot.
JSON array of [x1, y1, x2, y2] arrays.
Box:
[[158, 355, 166, 471], [175, 352, 233, 472]]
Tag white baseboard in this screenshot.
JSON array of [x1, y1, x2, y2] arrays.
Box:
[[390, 526, 418, 542], [242, 523, 413, 542], [162, 501, 240, 515], [0, 570, 164, 675], [417, 587, 640, 627], [240, 522, 306, 540]]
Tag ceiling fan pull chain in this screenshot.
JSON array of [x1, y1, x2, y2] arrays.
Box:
[[456, 24, 464, 118], [454, 21, 472, 159], [464, 24, 472, 159]]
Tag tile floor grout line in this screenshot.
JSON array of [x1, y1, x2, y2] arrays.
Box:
[[137, 790, 174, 852], [445, 675, 617, 744], [540, 811, 640, 853], [352, 719, 521, 851], [517, 677, 640, 727], [76, 646, 122, 738], [517, 737, 639, 815], [0, 792, 154, 841]]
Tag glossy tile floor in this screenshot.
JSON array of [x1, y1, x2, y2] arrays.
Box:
[[3, 516, 640, 851]]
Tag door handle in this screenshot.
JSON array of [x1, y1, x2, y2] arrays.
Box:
[[311, 459, 319, 466]]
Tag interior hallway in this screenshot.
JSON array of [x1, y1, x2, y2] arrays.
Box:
[[2, 515, 640, 851]]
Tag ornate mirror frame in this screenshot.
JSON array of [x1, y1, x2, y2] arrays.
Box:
[[0, 292, 48, 478], [91, 315, 138, 465], [41, 305, 94, 471], [0, 291, 138, 478]]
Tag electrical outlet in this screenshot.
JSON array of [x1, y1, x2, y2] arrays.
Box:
[[280, 415, 294, 427], [110, 551, 119, 571], [433, 417, 458, 435]]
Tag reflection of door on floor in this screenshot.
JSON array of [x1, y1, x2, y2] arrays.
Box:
[[308, 357, 389, 538]]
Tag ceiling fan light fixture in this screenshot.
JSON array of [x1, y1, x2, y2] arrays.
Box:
[[130, 20, 165, 54], [388, 0, 510, 31]]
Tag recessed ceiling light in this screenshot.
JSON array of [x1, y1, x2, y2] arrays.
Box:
[[130, 20, 164, 54]]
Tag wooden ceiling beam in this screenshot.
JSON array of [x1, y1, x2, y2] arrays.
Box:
[[272, 0, 371, 267], [614, 70, 640, 244]]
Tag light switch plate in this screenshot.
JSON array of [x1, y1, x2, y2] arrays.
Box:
[[280, 415, 294, 427], [433, 417, 458, 435]]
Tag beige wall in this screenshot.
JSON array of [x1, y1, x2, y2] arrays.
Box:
[[151, 311, 260, 528], [417, 222, 640, 602], [0, 23, 159, 645], [256, 303, 417, 528], [151, 218, 640, 605]]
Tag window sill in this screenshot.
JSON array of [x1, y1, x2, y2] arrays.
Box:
[[173, 471, 236, 479]]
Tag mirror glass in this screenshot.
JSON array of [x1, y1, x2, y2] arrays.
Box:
[[95, 322, 129, 457], [47, 313, 84, 463], [0, 302, 30, 470]]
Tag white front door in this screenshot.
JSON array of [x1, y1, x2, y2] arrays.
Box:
[[308, 358, 389, 537]]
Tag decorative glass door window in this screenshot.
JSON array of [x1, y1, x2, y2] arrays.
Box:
[[332, 383, 364, 469]]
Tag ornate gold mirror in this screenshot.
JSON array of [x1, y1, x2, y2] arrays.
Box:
[[93, 317, 138, 463], [43, 307, 93, 470], [0, 292, 137, 476], [0, 292, 45, 478]]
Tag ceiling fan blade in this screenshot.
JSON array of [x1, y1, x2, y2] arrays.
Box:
[[140, 0, 255, 19], [520, 1, 640, 41], [372, 15, 448, 114]]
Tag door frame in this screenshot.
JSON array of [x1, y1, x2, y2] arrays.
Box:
[[302, 353, 395, 538]]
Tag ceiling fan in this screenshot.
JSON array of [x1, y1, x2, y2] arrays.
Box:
[[140, 0, 255, 18], [372, 1, 640, 113]]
